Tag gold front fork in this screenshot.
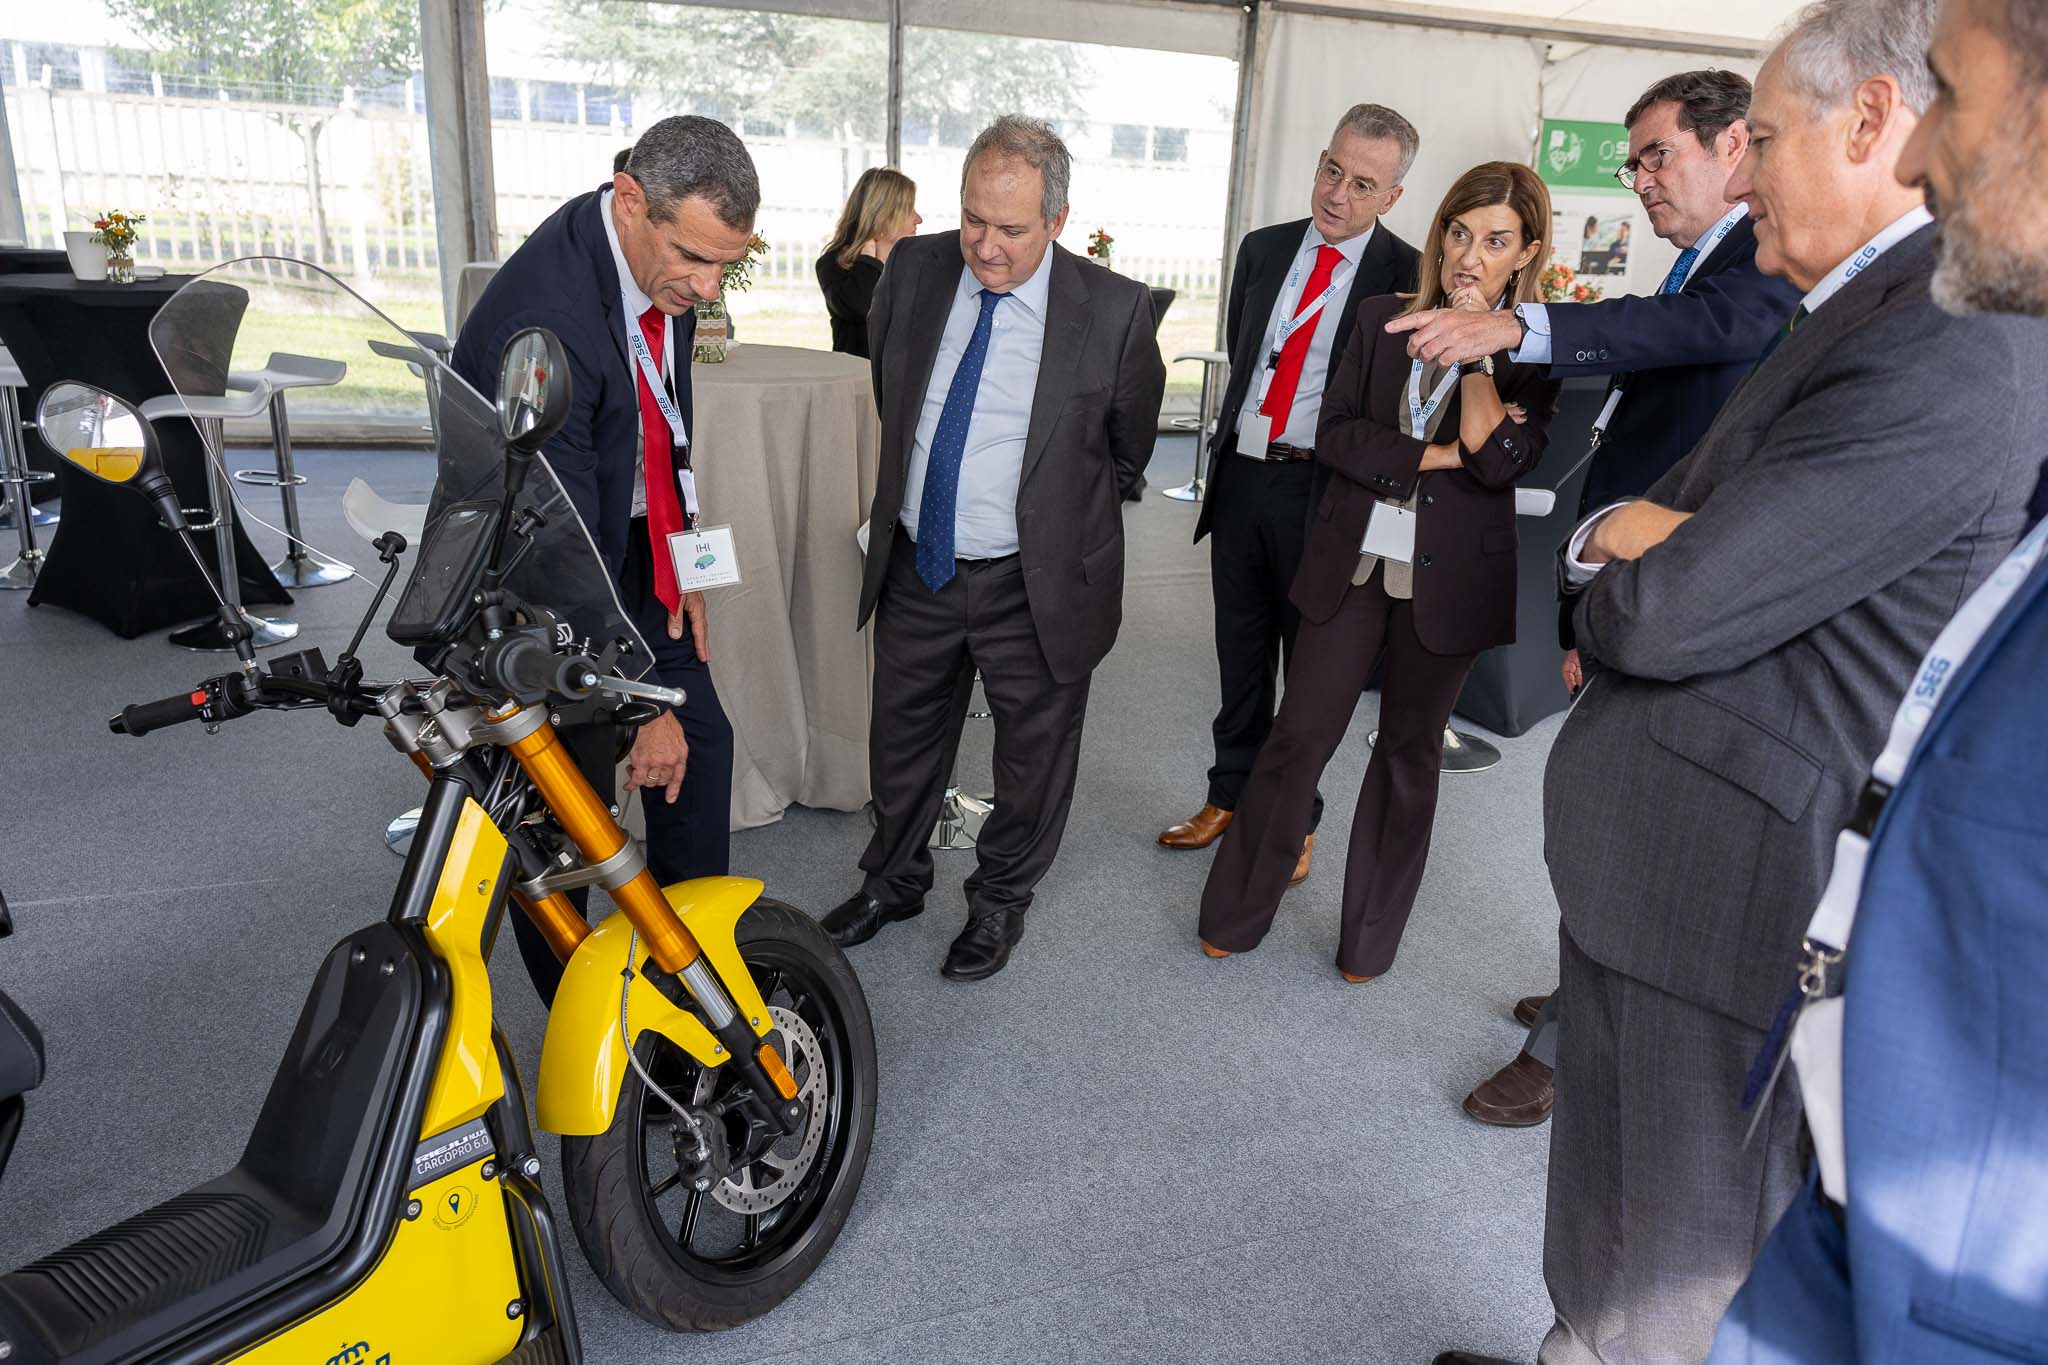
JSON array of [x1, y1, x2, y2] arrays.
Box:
[[492, 706, 706, 975]]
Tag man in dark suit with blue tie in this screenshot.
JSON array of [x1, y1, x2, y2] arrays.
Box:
[[451, 115, 761, 1000], [821, 115, 1166, 980], [1391, 69, 1802, 1128]]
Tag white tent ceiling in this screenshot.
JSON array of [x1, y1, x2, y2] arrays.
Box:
[[1267, 0, 1809, 52]]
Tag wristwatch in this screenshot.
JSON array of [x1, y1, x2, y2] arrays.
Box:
[[1479, 353, 1496, 376]]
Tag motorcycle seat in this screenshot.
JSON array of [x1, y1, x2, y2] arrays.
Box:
[[0, 986, 43, 1103]]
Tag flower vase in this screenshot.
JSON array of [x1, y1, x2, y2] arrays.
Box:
[[693, 301, 730, 364], [106, 253, 136, 285]]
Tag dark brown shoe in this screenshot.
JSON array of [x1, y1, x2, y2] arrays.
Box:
[[1461, 1050, 1554, 1128], [1512, 993, 1550, 1028], [1159, 803, 1232, 849], [1288, 833, 1314, 886]]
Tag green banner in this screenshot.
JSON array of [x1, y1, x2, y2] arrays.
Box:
[[1537, 119, 1633, 193]]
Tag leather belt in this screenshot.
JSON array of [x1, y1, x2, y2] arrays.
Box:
[[1240, 442, 1313, 463]]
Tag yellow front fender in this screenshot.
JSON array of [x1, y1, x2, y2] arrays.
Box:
[[534, 875, 771, 1136]]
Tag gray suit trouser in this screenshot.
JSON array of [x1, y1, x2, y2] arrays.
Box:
[[1540, 928, 1807, 1365], [860, 535, 1092, 917]]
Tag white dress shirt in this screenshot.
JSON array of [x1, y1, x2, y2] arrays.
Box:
[[899, 246, 1053, 560], [601, 188, 677, 518], [1234, 222, 1375, 448], [1561, 204, 1937, 587], [1513, 203, 1750, 366]]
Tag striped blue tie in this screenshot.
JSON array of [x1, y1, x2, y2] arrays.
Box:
[[1659, 246, 1700, 296], [916, 288, 1005, 592]]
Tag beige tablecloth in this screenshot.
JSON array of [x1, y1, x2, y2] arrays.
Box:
[[686, 343, 880, 829]]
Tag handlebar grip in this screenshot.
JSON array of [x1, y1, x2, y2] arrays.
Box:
[[111, 687, 211, 736]]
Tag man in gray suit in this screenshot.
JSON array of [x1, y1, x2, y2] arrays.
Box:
[[1435, 1, 2042, 1361], [822, 115, 1166, 981]]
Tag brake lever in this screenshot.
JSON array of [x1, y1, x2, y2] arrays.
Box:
[[581, 673, 687, 708]]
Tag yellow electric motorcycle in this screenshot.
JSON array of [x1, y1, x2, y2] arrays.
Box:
[[0, 262, 876, 1363]]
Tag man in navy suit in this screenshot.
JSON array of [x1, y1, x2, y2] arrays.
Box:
[[1710, 0, 2048, 1357], [1156, 104, 1422, 873], [452, 115, 760, 1000], [1394, 69, 1803, 1128]]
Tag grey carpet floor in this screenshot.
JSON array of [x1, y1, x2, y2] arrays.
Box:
[[0, 436, 1564, 1363]]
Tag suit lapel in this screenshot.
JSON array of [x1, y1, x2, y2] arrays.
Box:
[[584, 191, 633, 375], [895, 237, 964, 476], [1021, 246, 1092, 489]]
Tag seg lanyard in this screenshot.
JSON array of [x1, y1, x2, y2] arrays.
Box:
[[1744, 514, 2048, 1116], [1584, 206, 1748, 455], [1806, 514, 2048, 953], [1253, 246, 1347, 405], [624, 299, 697, 521], [1405, 357, 1462, 438]]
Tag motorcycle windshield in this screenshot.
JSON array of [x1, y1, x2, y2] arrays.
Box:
[[146, 258, 650, 676]]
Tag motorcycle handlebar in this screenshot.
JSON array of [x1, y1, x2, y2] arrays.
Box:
[[110, 684, 218, 736]]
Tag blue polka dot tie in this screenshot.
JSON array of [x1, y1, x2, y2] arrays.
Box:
[[916, 288, 1005, 592], [1658, 245, 1699, 296]]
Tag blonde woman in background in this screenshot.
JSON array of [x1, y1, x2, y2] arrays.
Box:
[[817, 167, 921, 357]]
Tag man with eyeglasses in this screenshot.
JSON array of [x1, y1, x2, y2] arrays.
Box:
[[1159, 103, 1422, 874], [1389, 70, 1801, 1131]]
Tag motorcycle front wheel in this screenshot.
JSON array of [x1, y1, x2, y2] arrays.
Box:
[[560, 897, 878, 1331]]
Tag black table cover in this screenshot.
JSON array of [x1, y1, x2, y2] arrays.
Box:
[[0, 272, 289, 638], [1451, 376, 1609, 737]]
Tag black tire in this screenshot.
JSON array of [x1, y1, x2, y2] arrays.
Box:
[[559, 897, 877, 1331]]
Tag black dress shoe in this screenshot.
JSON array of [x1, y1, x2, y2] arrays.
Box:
[[940, 908, 1026, 980], [820, 891, 923, 948], [1432, 1352, 1521, 1364]]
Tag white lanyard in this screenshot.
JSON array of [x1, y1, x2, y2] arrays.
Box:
[[1585, 208, 1748, 454], [1406, 357, 1462, 437], [1804, 515, 2048, 954], [624, 308, 689, 449], [1253, 246, 1347, 404]]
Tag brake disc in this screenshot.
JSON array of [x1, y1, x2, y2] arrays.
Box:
[[692, 1004, 828, 1214]]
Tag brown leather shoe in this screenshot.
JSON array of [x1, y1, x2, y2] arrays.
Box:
[[1159, 803, 1232, 849], [1513, 993, 1550, 1028], [1288, 833, 1314, 886], [1340, 970, 1375, 984], [1199, 939, 1232, 959], [1461, 1050, 1554, 1127]]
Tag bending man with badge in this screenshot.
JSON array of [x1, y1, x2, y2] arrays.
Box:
[[1197, 162, 1561, 983], [452, 115, 760, 1000]]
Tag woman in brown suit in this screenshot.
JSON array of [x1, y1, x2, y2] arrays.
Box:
[[1198, 161, 1561, 981]]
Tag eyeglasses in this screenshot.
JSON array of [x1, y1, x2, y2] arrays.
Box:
[[1317, 161, 1386, 201], [1614, 140, 1681, 191]]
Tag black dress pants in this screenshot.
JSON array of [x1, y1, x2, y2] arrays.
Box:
[[860, 534, 1091, 918], [1207, 456, 1323, 827], [1198, 566, 1474, 977], [510, 519, 735, 1004]]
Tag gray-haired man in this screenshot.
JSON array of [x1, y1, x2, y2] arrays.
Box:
[[1159, 104, 1422, 869], [822, 116, 1166, 980]]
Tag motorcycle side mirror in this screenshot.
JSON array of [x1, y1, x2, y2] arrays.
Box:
[[36, 382, 160, 492], [35, 381, 249, 660], [497, 327, 572, 454]]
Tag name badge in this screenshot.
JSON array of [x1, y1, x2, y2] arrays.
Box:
[[668, 525, 742, 591], [1361, 501, 1416, 563], [1236, 410, 1273, 458]]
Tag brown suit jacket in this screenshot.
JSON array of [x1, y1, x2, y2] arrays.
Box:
[[857, 232, 1167, 683], [1294, 292, 1562, 655]]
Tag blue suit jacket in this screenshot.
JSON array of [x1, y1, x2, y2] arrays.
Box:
[[1547, 215, 1801, 513], [1547, 215, 1802, 647], [1832, 532, 2048, 1360], [451, 186, 699, 682]]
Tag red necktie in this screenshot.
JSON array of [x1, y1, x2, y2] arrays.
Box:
[[1259, 244, 1344, 434], [636, 303, 684, 615]]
